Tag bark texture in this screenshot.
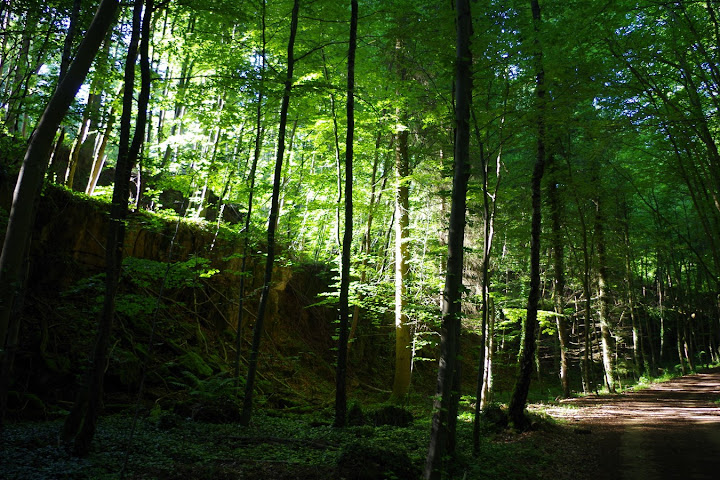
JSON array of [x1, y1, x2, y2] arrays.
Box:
[[334, 0, 358, 428], [424, 0, 472, 477], [240, 0, 299, 427], [508, 0, 546, 430]]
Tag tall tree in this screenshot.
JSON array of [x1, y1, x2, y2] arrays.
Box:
[[61, 0, 153, 456], [240, 0, 300, 427], [424, 0, 472, 477], [0, 0, 120, 425], [391, 118, 411, 401], [334, 0, 358, 428], [548, 149, 570, 398], [594, 179, 616, 393], [508, 0, 546, 429], [233, 0, 267, 387]]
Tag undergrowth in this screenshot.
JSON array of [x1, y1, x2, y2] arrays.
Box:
[[0, 404, 575, 480]]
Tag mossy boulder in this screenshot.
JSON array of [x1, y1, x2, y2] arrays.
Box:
[[336, 442, 419, 480], [480, 403, 509, 432], [370, 405, 414, 427]]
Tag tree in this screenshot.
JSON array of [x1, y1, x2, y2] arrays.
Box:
[[594, 183, 616, 393], [508, 0, 546, 430], [240, 0, 300, 427], [548, 147, 570, 398], [424, 0, 472, 477], [61, 0, 153, 456], [334, 0, 358, 429], [0, 0, 120, 425], [391, 112, 411, 401], [233, 0, 267, 388]]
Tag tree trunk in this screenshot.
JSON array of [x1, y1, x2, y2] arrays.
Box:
[[0, 0, 120, 425], [233, 0, 266, 387], [472, 124, 502, 452], [240, 0, 299, 427], [62, 0, 151, 456], [548, 153, 570, 397], [334, 0, 357, 428], [348, 132, 388, 349], [3, 10, 35, 134], [59, 0, 83, 82], [86, 94, 119, 195], [424, 0, 472, 477], [508, 0, 546, 430], [622, 204, 645, 377], [63, 0, 151, 455], [595, 194, 616, 393], [482, 302, 495, 405], [66, 92, 96, 189], [391, 125, 411, 401]]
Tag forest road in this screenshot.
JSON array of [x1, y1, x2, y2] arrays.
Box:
[[542, 369, 720, 480]]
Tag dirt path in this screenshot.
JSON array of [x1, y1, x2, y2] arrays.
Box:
[[541, 370, 720, 479]]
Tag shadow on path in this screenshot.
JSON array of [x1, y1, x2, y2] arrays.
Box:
[[542, 370, 720, 480]]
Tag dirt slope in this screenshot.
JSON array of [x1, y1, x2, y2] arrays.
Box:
[[542, 369, 720, 480]]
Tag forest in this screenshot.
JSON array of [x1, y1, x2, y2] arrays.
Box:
[[1, 0, 719, 478]]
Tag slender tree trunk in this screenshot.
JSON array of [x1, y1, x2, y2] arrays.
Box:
[[622, 204, 645, 377], [62, 0, 150, 456], [4, 10, 34, 133], [482, 301, 495, 404], [509, 0, 546, 430], [66, 92, 96, 189], [424, 0, 472, 477], [160, 54, 194, 169], [595, 194, 616, 393], [391, 125, 411, 401], [321, 49, 343, 248], [472, 126, 502, 452], [240, 0, 299, 427], [334, 0, 357, 428], [86, 94, 119, 195], [0, 0, 119, 425], [548, 153, 570, 397], [233, 0, 266, 387], [59, 0, 83, 82]]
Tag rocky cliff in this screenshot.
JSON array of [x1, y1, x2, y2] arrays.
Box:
[[2, 184, 344, 418]]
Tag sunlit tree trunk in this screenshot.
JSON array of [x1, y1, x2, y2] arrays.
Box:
[[424, 0, 472, 477], [472, 107, 504, 453], [3, 9, 35, 133], [595, 193, 616, 393], [66, 92, 96, 189], [86, 95, 118, 195], [321, 49, 343, 248], [509, 0, 546, 430], [160, 51, 194, 169], [240, 0, 299, 427], [391, 124, 411, 401], [348, 132, 388, 351]]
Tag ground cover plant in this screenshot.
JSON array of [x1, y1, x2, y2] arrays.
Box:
[[0, 404, 582, 480]]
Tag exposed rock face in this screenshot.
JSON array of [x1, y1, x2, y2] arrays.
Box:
[[2, 183, 337, 412]]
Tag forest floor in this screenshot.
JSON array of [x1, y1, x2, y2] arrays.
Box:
[[3, 370, 720, 479], [541, 367, 720, 480]]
